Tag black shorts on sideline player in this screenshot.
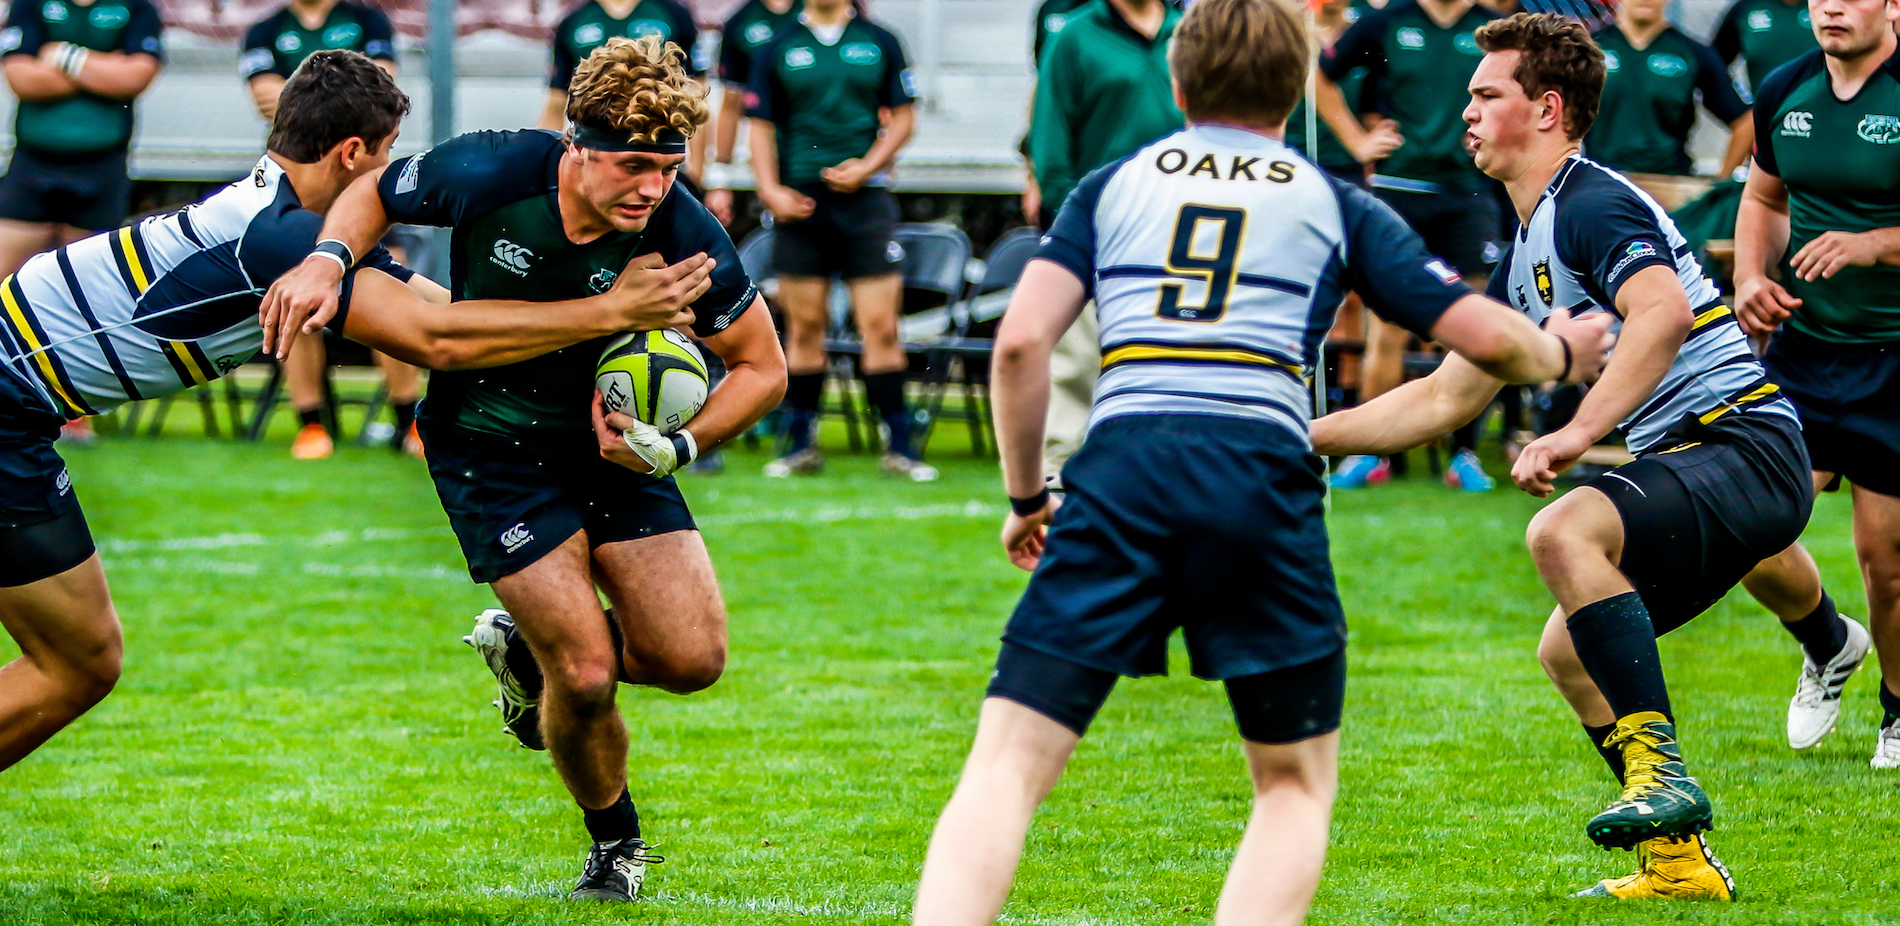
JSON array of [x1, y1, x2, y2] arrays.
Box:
[[0, 366, 93, 586], [1762, 327, 1900, 497], [1003, 412, 1347, 681], [1372, 186, 1500, 277], [0, 148, 132, 232], [419, 421, 698, 584], [1586, 410, 1812, 635], [770, 184, 902, 280]]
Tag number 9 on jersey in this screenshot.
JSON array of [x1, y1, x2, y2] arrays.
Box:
[[595, 329, 710, 434]]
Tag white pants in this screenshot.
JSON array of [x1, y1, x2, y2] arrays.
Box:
[[1044, 302, 1099, 485]]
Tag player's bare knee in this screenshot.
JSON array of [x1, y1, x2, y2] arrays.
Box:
[[1524, 508, 1583, 571], [646, 645, 724, 694], [543, 654, 619, 710]]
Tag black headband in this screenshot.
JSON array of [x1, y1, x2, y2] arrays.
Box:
[[571, 121, 689, 154]]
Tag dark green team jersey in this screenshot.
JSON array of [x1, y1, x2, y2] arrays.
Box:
[[1323, 0, 1498, 192], [550, 0, 704, 91], [1588, 26, 1749, 176], [240, 2, 395, 81], [744, 16, 915, 187], [1287, 1, 1373, 173], [1032, 0, 1093, 67], [1027, 0, 1183, 213], [717, 0, 800, 86], [0, 0, 163, 155], [1714, 0, 1815, 94], [378, 131, 757, 437], [1753, 50, 1900, 342]]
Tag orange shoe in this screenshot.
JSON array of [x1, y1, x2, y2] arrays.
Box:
[[401, 422, 425, 460], [291, 422, 333, 460]]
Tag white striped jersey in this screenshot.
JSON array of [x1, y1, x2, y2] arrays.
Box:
[[1490, 156, 1796, 453], [0, 155, 409, 419], [1037, 124, 1471, 443]]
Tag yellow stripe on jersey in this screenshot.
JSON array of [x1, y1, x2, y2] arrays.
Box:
[[1101, 344, 1303, 375], [1692, 306, 1732, 330], [0, 276, 92, 416], [117, 226, 151, 293], [163, 340, 211, 386], [1698, 382, 1782, 425]]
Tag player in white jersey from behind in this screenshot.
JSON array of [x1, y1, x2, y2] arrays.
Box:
[[0, 51, 711, 775], [908, 1, 1613, 922]]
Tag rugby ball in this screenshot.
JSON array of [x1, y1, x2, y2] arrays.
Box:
[[595, 329, 709, 434]]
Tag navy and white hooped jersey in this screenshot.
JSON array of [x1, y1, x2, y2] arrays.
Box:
[[1037, 124, 1471, 442], [0, 156, 411, 419], [1490, 156, 1796, 453]]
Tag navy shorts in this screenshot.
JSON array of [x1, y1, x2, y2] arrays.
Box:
[[419, 420, 698, 584], [0, 365, 92, 585], [1762, 327, 1900, 497], [771, 185, 903, 280], [1005, 412, 1346, 680], [0, 147, 132, 232], [1588, 410, 1812, 635]]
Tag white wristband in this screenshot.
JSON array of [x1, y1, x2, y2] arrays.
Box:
[[60, 45, 88, 79], [703, 161, 742, 190], [306, 250, 350, 273]]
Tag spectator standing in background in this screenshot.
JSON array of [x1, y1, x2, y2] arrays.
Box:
[[539, 0, 708, 187], [0, 0, 163, 443], [1318, 0, 1502, 492], [242, 0, 425, 460], [1588, 0, 1753, 179], [746, 0, 935, 481], [1027, 0, 1183, 483], [1715, 0, 1817, 96], [704, 0, 802, 226], [1018, 0, 1093, 225]]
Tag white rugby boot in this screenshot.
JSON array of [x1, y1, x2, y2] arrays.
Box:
[[1788, 615, 1871, 749], [1874, 720, 1900, 770]]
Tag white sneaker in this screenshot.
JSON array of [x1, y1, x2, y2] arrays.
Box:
[[1788, 614, 1872, 749], [880, 452, 938, 482], [1874, 722, 1900, 769]]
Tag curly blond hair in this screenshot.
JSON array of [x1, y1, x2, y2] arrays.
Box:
[[565, 35, 710, 144]]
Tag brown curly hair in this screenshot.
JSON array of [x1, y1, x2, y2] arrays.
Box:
[[564, 35, 710, 144], [1473, 13, 1605, 140]]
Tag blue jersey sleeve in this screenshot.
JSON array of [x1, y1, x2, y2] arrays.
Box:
[[123, 0, 164, 60], [1336, 181, 1470, 338], [743, 36, 791, 125], [378, 130, 563, 228], [239, 18, 279, 79], [653, 188, 757, 339], [655, 0, 706, 77], [1032, 158, 1121, 298], [1692, 39, 1751, 116], [1321, 7, 1387, 82], [1, 0, 45, 59], [1552, 178, 1674, 308], [360, 5, 397, 62], [1712, 0, 1745, 64], [1750, 50, 1825, 177], [718, 14, 753, 85], [872, 25, 917, 108]]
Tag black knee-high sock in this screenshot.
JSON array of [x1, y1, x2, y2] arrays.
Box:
[[581, 788, 641, 843], [1882, 683, 1900, 729], [297, 407, 324, 429], [1451, 417, 1480, 454], [1780, 591, 1848, 664], [1566, 592, 1672, 721], [1585, 722, 1623, 784], [862, 370, 911, 457], [784, 372, 824, 452]]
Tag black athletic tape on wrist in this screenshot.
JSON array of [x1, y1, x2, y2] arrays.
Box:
[[1559, 338, 1573, 382], [310, 239, 355, 271], [1010, 488, 1050, 517], [571, 121, 690, 155], [669, 432, 696, 466]]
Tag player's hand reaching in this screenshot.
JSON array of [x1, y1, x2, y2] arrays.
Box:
[[1789, 229, 1891, 282], [704, 188, 734, 226], [1350, 119, 1403, 164], [604, 252, 712, 331], [592, 390, 686, 477], [1001, 493, 1061, 572], [1510, 426, 1594, 498], [1543, 306, 1616, 384], [820, 158, 875, 193], [259, 255, 346, 359], [756, 183, 815, 221], [1735, 275, 1802, 336]]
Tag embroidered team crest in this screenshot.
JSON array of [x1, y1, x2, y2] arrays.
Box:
[[1533, 258, 1554, 306], [1858, 115, 1900, 144]]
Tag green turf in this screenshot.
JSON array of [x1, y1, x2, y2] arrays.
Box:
[[1, 430, 1895, 925]]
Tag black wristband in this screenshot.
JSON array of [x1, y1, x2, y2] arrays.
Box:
[[1559, 338, 1573, 382], [1009, 488, 1051, 517], [669, 433, 696, 466], [311, 238, 355, 269]]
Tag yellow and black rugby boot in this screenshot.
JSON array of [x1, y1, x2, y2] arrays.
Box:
[[1572, 833, 1736, 900], [1586, 712, 1713, 849]]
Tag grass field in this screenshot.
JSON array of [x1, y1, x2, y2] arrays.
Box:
[[2, 423, 1898, 925]]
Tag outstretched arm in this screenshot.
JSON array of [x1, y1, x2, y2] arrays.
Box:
[[259, 166, 395, 356], [1312, 353, 1505, 456], [992, 260, 1089, 571]]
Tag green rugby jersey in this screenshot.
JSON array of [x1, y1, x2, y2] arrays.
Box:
[[1753, 49, 1900, 343], [1032, 0, 1093, 67], [378, 130, 757, 437], [1287, 0, 1373, 174], [1588, 25, 1749, 176], [1713, 0, 1815, 95], [716, 0, 800, 87], [1027, 0, 1182, 213], [743, 15, 915, 187], [550, 0, 704, 91], [239, 2, 395, 82], [0, 0, 163, 156], [1322, 0, 1498, 193]]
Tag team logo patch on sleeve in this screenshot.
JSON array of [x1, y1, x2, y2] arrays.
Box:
[[394, 154, 423, 195], [1608, 240, 1659, 282], [1424, 259, 1461, 285]]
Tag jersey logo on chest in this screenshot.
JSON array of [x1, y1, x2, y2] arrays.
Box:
[[1534, 258, 1554, 306], [1782, 110, 1813, 138], [491, 239, 535, 276], [1858, 115, 1900, 144]]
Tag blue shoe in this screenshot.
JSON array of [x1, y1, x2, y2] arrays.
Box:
[[1330, 455, 1390, 489], [1445, 449, 1495, 492]]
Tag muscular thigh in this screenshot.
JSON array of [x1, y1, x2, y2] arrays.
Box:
[[590, 531, 727, 661], [0, 553, 118, 667], [490, 533, 615, 672]]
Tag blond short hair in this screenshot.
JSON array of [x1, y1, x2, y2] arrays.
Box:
[[1168, 0, 1310, 127], [564, 35, 710, 143]]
